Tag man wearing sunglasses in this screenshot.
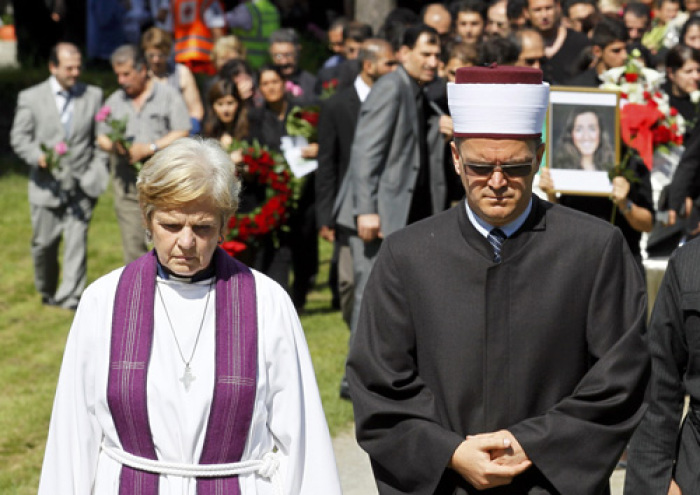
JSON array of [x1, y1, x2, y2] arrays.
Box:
[[347, 65, 649, 494]]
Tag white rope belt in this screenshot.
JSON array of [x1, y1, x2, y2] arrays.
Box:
[[101, 442, 283, 494]]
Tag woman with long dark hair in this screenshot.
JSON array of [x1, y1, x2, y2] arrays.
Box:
[[552, 107, 616, 171]]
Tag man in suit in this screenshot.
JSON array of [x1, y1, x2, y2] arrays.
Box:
[[335, 24, 450, 398], [347, 65, 649, 495], [11, 42, 109, 310], [316, 38, 397, 396]]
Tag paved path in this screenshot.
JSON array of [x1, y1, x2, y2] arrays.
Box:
[[333, 426, 626, 495]]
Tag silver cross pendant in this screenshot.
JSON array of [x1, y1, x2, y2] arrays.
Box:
[[180, 364, 196, 391]]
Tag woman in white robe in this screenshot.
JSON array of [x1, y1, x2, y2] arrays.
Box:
[[37, 137, 341, 495]]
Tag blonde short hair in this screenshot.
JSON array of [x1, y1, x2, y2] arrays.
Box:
[[141, 27, 173, 54], [212, 35, 247, 67], [137, 137, 241, 227]]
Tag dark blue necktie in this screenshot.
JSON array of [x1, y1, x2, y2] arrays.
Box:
[[488, 228, 507, 263]]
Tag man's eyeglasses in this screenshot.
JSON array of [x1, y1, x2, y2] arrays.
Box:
[[464, 161, 533, 178]]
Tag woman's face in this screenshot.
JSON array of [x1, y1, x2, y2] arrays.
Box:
[[258, 70, 285, 104], [212, 94, 239, 124], [572, 112, 600, 158], [671, 59, 700, 96], [684, 25, 700, 50], [144, 47, 169, 75], [149, 199, 223, 276]]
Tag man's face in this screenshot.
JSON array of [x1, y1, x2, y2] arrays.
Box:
[[486, 1, 509, 38], [623, 13, 649, 41], [686, 0, 700, 13], [50, 48, 81, 91], [456, 11, 485, 44], [657, 0, 680, 24], [401, 33, 441, 84], [344, 39, 361, 60], [367, 48, 398, 81], [452, 138, 543, 227], [567, 3, 596, 32], [527, 0, 560, 34], [113, 60, 148, 98], [270, 41, 298, 77], [328, 26, 344, 55], [516, 32, 545, 68], [598, 41, 627, 71]]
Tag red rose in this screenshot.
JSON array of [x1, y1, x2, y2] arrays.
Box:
[[653, 125, 672, 145], [301, 111, 320, 127], [670, 107, 679, 117], [624, 73, 639, 82]]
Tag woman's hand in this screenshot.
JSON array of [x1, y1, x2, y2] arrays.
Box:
[[301, 143, 319, 159], [538, 168, 554, 194], [220, 133, 233, 150], [611, 176, 631, 207]]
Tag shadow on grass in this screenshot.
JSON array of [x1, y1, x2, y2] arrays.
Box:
[[0, 154, 27, 177]]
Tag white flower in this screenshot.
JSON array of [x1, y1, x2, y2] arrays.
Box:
[[691, 90, 700, 104]]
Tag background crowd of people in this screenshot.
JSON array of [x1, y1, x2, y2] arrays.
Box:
[[8, 0, 700, 493]]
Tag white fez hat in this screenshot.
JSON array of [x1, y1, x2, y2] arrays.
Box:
[[448, 65, 549, 139]]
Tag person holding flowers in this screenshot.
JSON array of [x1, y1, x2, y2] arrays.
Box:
[[97, 44, 191, 264], [248, 64, 319, 309], [10, 42, 109, 310]]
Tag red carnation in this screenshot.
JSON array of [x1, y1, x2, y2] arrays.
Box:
[[624, 73, 639, 82], [670, 107, 679, 117]]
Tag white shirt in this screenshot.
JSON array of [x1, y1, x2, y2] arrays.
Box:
[[50, 76, 74, 134], [38, 268, 342, 495], [465, 197, 533, 238], [354, 75, 372, 103]]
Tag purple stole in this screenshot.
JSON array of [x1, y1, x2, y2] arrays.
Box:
[[107, 248, 258, 495]]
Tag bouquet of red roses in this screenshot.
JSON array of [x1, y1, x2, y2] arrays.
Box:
[[285, 106, 320, 142]]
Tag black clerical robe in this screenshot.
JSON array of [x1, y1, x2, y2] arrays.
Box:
[[347, 196, 650, 495], [624, 238, 700, 494]]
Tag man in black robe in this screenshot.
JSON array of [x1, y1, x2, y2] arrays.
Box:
[[347, 65, 650, 495]]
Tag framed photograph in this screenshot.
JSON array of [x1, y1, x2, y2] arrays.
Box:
[[546, 87, 620, 196]]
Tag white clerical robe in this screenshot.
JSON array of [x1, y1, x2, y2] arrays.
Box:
[[38, 268, 342, 494]]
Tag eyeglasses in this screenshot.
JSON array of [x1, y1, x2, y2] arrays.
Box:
[[272, 52, 296, 61], [464, 161, 533, 178]]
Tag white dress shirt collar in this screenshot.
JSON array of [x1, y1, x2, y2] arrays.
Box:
[[465, 197, 534, 239], [354, 75, 371, 103]]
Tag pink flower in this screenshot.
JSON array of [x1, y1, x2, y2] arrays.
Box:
[[95, 105, 111, 122], [285, 81, 303, 97], [54, 141, 68, 155]]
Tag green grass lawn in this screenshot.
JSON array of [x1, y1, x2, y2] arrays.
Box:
[[0, 162, 354, 494]]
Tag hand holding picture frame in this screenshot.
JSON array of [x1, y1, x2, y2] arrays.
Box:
[[546, 87, 621, 196]]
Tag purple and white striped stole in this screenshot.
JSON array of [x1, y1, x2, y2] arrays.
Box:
[[107, 248, 258, 495]]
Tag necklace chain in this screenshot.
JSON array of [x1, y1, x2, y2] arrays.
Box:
[[156, 279, 214, 390]]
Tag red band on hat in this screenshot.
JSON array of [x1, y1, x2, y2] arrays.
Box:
[[455, 65, 543, 84]]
